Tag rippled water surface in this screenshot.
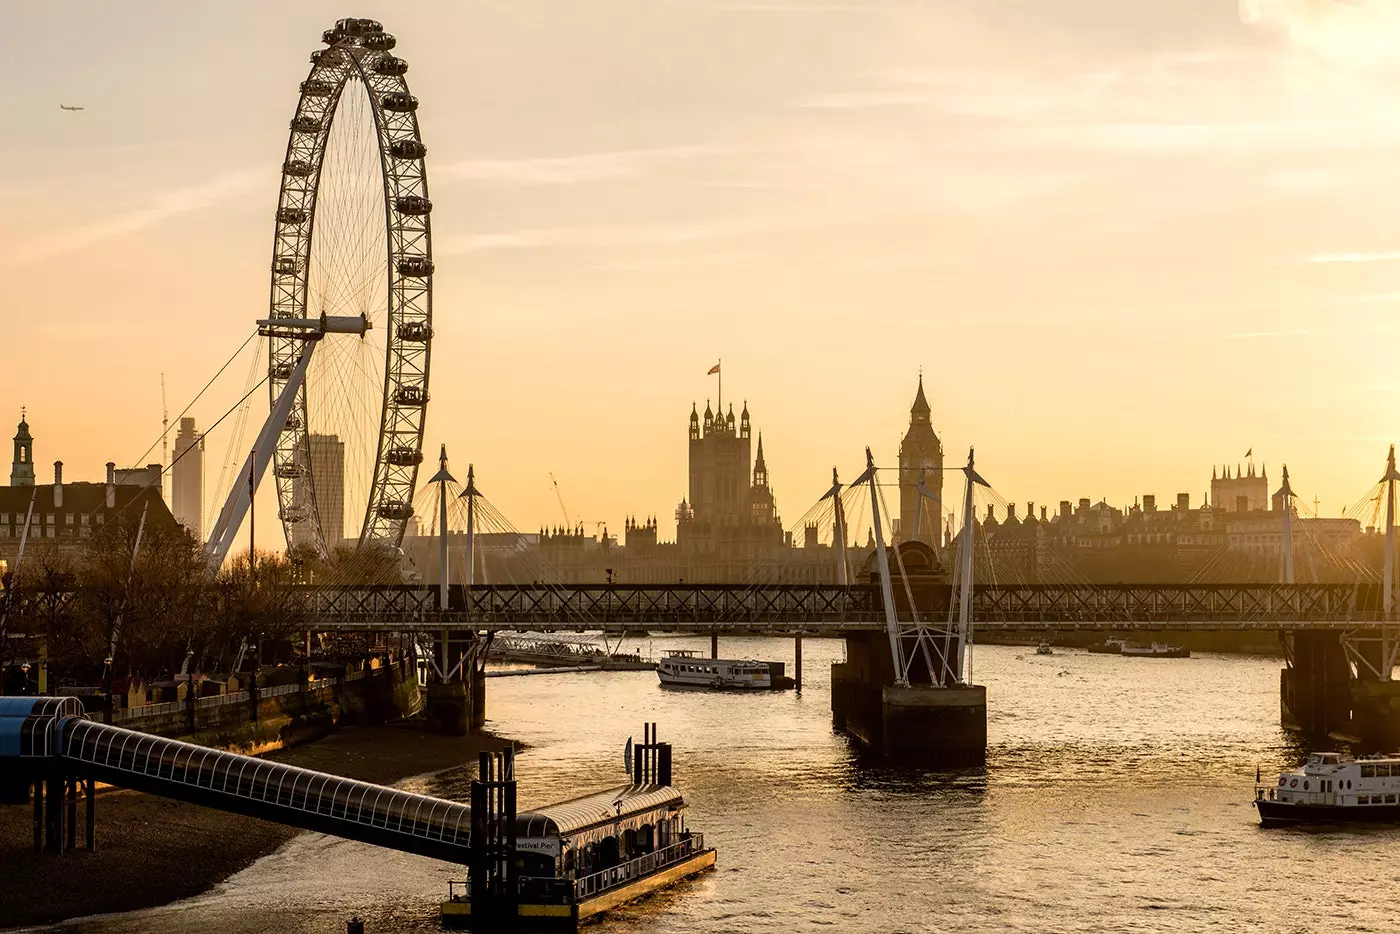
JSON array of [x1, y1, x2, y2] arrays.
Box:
[[43, 638, 1400, 934]]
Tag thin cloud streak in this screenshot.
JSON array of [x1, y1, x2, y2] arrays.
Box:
[[1226, 328, 1313, 340], [437, 225, 724, 254], [2, 170, 261, 267], [437, 145, 730, 186], [1309, 251, 1400, 264]]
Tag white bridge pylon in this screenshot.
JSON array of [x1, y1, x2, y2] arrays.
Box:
[[851, 445, 988, 687], [204, 316, 368, 571]]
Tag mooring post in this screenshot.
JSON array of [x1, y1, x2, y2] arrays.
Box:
[[31, 775, 43, 853], [794, 635, 803, 693], [44, 769, 63, 854], [66, 775, 77, 851], [84, 778, 95, 851], [710, 632, 718, 659]]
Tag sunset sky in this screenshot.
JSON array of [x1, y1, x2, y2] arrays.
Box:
[[4, 1, 1400, 547]]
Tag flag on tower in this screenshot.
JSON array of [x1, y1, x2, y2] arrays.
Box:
[[707, 362, 720, 375]]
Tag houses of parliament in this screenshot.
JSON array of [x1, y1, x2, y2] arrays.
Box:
[[514, 378, 945, 584]]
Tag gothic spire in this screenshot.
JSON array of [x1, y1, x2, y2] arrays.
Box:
[[910, 374, 931, 419]]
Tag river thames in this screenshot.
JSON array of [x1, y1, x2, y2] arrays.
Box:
[[29, 638, 1395, 934]]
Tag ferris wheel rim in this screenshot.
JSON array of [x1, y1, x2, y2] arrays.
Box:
[[265, 17, 432, 558]]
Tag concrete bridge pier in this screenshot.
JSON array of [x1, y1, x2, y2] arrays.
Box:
[[1337, 630, 1400, 750], [423, 631, 485, 736], [1281, 632, 1352, 739], [831, 631, 986, 765]]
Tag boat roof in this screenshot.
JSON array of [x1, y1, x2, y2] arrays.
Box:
[[517, 783, 683, 839], [662, 655, 771, 667]]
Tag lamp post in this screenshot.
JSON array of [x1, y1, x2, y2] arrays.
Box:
[[20, 662, 30, 696]]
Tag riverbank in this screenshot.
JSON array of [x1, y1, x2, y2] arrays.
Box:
[[0, 721, 516, 930]]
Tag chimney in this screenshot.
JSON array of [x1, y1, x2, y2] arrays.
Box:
[[1143, 494, 1156, 512], [1059, 500, 1071, 518], [1027, 502, 1034, 520], [105, 461, 116, 509], [53, 461, 63, 508], [1177, 492, 1190, 511], [1040, 505, 1048, 521], [1007, 503, 1017, 520], [985, 504, 995, 520], [1078, 497, 1090, 512]]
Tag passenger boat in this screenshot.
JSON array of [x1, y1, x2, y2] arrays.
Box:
[[1119, 641, 1190, 659], [657, 650, 773, 689], [1256, 752, 1400, 825], [1035, 641, 1053, 656]]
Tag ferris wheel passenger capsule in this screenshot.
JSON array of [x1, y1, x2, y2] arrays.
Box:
[[395, 195, 432, 216], [397, 257, 434, 277], [390, 139, 427, 160], [381, 92, 419, 113], [363, 33, 397, 52]]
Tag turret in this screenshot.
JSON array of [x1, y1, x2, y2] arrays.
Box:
[[10, 409, 35, 487], [689, 402, 700, 440], [753, 433, 769, 488]]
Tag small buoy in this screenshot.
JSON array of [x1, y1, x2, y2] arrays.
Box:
[[347, 918, 365, 934]]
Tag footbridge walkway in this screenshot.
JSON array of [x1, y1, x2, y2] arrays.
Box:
[[302, 582, 1400, 633], [3, 696, 474, 861]]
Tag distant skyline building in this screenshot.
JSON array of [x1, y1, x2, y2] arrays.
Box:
[[1212, 462, 1269, 513], [292, 433, 346, 552], [898, 375, 943, 551], [171, 416, 203, 541]]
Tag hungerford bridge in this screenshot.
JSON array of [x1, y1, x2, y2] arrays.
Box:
[[291, 446, 1400, 764]]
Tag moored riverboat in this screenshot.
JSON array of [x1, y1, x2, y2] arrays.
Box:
[[657, 651, 779, 689], [1035, 641, 1053, 656], [1120, 641, 1190, 659], [1086, 638, 1126, 655], [1255, 752, 1400, 825], [442, 728, 716, 929]]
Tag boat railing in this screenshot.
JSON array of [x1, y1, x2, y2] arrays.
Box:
[[444, 834, 707, 905], [573, 834, 706, 900]]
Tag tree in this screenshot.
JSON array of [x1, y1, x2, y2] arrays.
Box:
[[212, 548, 312, 670]]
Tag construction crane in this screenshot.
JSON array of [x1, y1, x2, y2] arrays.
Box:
[[549, 472, 576, 531], [161, 374, 170, 502]]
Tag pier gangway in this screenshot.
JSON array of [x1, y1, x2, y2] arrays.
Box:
[[3, 697, 475, 862]]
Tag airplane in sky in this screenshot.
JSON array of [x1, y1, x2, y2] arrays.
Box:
[[59, 104, 84, 111]]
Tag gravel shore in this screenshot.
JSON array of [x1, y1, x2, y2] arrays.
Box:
[[0, 722, 515, 930]]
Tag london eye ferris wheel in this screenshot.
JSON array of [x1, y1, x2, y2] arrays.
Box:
[[263, 17, 434, 558]]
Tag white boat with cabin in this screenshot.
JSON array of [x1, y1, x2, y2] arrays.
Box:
[[1255, 752, 1400, 825], [657, 651, 772, 690]]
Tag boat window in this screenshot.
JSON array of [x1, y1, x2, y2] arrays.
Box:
[[1361, 765, 1375, 778], [1302, 781, 1309, 791], [1379, 765, 1393, 778], [1388, 794, 1398, 804]]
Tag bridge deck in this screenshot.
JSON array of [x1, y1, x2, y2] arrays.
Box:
[[301, 582, 1399, 633]]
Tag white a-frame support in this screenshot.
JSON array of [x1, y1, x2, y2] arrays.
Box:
[[205, 343, 317, 571]]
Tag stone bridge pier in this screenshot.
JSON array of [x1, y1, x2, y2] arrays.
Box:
[[422, 630, 488, 736], [1284, 630, 1400, 750], [830, 545, 986, 765]]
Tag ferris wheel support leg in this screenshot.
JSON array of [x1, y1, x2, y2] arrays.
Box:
[[204, 344, 319, 572]]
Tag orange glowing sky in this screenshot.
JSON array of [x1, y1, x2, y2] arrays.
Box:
[[4, 1, 1400, 548]]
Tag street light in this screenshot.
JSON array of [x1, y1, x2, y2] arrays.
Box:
[[20, 662, 30, 696]]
